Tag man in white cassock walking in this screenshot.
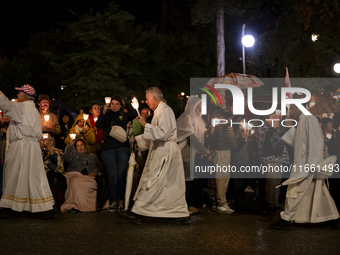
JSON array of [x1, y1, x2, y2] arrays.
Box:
[[0, 84, 57, 219], [271, 104, 339, 229], [132, 87, 189, 223]]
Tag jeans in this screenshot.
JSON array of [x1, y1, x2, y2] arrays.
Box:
[[101, 147, 130, 202]]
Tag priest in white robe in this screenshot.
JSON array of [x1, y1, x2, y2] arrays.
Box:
[[271, 104, 339, 229], [0, 84, 56, 218], [132, 87, 189, 222]]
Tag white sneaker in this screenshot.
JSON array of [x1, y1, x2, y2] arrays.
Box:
[[215, 203, 234, 214], [244, 186, 255, 193]]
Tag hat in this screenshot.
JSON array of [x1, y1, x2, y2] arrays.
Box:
[[38, 94, 50, 103], [15, 84, 36, 97]]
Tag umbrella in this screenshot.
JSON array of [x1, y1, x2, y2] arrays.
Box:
[[225, 94, 281, 113], [125, 152, 137, 210], [206, 73, 264, 90], [308, 94, 340, 114], [309, 102, 333, 116]]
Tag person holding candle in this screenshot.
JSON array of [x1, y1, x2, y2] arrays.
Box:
[[0, 84, 57, 219], [55, 111, 73, 151], [95, 95, 132, 212], [89, 103, 102, 155], [260, 111, 291, 213], [230, 116, 257, 198], [37, 94, 61, 140], [39, 133, 66, 208], [65, 113, 96, 154], [131, 87, 189, 223]]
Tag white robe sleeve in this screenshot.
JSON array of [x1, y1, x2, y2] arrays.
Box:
[[135, 134, 151, 151], [143, 108, 174, 142], [0, 93, 23, 123]]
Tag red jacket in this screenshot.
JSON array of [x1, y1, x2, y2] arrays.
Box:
[[89, 115, 103, 143]]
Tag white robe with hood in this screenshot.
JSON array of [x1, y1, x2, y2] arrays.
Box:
[[0, 93, 54, 212], [281, 113, 339, 223], [132, 101, 189, 218], [177, 96, 206, 181]]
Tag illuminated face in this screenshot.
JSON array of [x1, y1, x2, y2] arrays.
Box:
[[17, 91, 26, 102], [324, 121, 333, 132], [146, 92, 158, 111], [140, 108, 150, 119], [110, 100, 122, 112], [63, 115, 69, 124], [91, 104, 100, 117], [76, 141, 86, 153], [78, 119, 85, 128], [39, 99, 50, 111], [195, 103, 202, 117]]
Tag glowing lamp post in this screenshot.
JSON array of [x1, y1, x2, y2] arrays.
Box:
[[241, 24, 255, 74], [131, 97, 140, 116], [334, 63, 340, 74]]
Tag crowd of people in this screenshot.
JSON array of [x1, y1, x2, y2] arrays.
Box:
[[0, 83, 340, 229]]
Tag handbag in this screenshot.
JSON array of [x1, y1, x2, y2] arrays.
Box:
[[109, 125, 127, 143]]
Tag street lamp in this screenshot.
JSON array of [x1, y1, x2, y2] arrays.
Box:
[[334, 63, 340, 73], [242, 24, 255, 74]]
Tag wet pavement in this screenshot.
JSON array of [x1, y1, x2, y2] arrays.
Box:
[[1, 207, 340, 255]]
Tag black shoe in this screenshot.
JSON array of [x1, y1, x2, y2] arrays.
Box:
[[70, 208, 80, 213], [0, 208, 16, 218], [319, 219, 340, 229], [167, 216, 191, 225], [43, 206, 59, 220], [118, 209, 142, 225], [267, 206, 284, 213], [270, 218, 292, 230]]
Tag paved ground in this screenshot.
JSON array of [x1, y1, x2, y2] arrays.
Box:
[[1, 207, 340, 255]]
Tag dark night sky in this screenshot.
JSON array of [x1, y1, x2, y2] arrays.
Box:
[[0, 1, 160, 58]]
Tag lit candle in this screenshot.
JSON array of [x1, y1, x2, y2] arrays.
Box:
[[83, 114, 89, 121], [44, 115, 50, 122], [0, 110, 2, 117], [94, 117, 98, 122], [131, 97, 140, 116], [326, 134, 332, 139], [70, 134, 76, 140], [212, 118, 219, 127], [244, 123, 253, 142], [11, 99, 16, 102], [42, 133, 49, 139], [105, 97, 111, 104]]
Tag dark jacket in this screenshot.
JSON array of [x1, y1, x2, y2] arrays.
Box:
[[95, 110, 130, 150], [207, 105, 237, 151]]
